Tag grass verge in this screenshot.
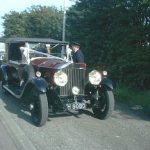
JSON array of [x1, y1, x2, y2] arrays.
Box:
[[114, 84, 150, 108]]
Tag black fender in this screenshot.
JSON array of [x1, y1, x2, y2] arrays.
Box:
[[100, 77, 113, 90], [30, 77, 48, 93], [85, 78, 113, 107], [24, 77, 48, 95]]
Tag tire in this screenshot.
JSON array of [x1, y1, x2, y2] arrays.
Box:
[[31, 93, 48, 127], [92, 89, 115, 119]]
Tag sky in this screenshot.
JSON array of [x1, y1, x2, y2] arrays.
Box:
[[0, 0, 74, 36]]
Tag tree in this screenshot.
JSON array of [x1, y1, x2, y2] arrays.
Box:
[[67, 0, 150, 88], [24, 5, 63, 39], [2, 11, 27, 37], [2, 5, 63, 40]]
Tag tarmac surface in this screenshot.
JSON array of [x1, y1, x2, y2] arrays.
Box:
[[0, 87, 150, 150]]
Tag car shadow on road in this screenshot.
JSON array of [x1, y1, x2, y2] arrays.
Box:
[[48, 110, 81, 119], [113, 102, 150, 121], [48, 109, 94, 119], [0, 89, 34, 126], [78, 109, 95, 117], [0, 88, 97, 124]]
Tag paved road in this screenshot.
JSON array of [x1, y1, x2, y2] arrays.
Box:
[[0, 89, 150, 150]]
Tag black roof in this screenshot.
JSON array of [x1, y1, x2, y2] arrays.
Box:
[[0, 37, 68, 45]]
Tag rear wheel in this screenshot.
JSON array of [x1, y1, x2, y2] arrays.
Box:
[[31, 93, 48, 127], [92, 88, 115, 119]]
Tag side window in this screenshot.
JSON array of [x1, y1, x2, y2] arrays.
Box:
[[29, 43, 49, 59], [36, 43, 47, 53], [8, 43, 24, 61]]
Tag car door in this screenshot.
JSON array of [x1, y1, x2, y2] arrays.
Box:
[[7, 42, 27, 86]]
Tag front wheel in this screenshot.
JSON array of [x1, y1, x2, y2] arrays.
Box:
[[30, 93, 48, 127], [92, 89, 115, 119]]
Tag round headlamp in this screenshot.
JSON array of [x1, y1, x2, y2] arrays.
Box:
[[54, 71, 68, 86], [89, 70, 102, 85]]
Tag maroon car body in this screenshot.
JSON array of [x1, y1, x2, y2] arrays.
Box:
[[0, 37, 115, 126]]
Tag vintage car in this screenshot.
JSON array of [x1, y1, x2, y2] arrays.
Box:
[[0, 37, 115, 126]]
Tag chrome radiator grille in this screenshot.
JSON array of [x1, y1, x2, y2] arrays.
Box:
[[59, 67, 86, 96]]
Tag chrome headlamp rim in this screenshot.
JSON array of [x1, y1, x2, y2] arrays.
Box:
[[54, 70, 68, 87], [89, 70, 102, 85]]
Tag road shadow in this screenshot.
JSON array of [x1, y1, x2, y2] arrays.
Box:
[[48, 109, 82, 119], [113, 101, 150, 121], [0, 88, 34, 126], [2, 86, 148, 124], [48, 108, 95, 119], [0, 87, 97, 124]]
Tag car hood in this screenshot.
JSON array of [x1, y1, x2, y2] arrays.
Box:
[[30, 57, 70, 69]]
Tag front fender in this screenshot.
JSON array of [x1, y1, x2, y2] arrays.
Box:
[[101, 78, 113, 90], [30, 77, 48, 93]]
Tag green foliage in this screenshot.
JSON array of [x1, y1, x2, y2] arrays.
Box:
[[25, 5, 63, 39], [114, 84, 150, 107], [2, 1, 150, 89], [67, 0, 150, 89], [2, 11, 27, 37], [2, 5, 63, 40]]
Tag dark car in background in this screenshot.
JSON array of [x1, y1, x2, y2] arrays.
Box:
[[0, 37, 115, 126]]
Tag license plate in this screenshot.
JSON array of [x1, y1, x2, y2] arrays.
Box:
[[66, 102, 86, 110], [72, 102, 86, 110]]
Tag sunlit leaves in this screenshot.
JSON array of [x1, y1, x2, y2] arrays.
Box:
[[2, 5, 63, 39]]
